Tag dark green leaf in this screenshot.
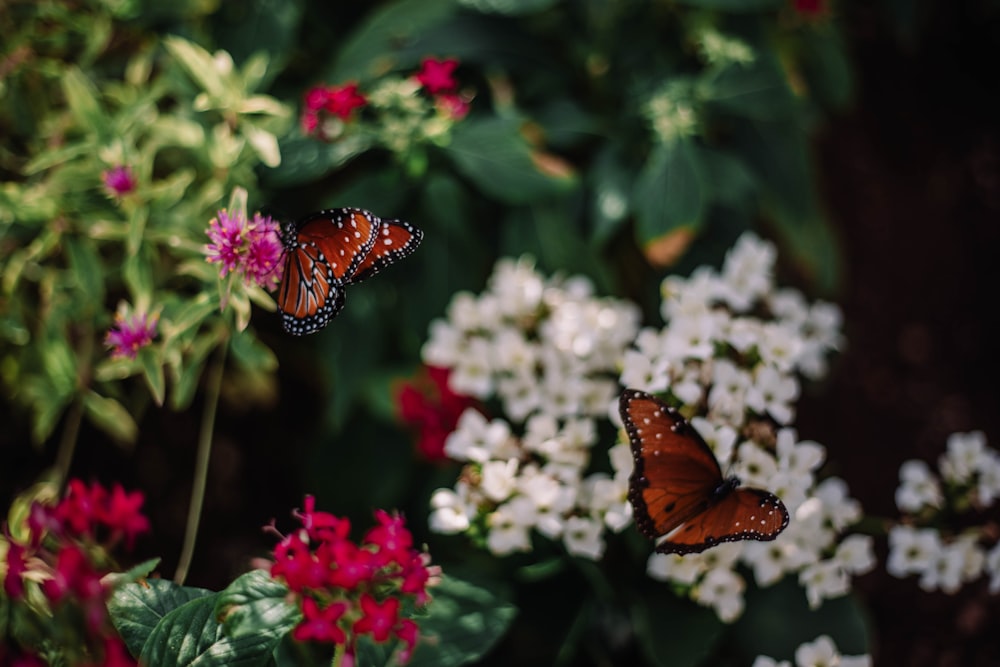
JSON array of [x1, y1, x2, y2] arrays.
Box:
[[64, 236, 105, 307], [61, 67, 105, 135], [698, 148, 757, 209], [213, 0, 305, 71], [406, 572, 518, 666], [139, 347, 166, 406], [458, 0, 560, 18], [263, 134, 371, 188], [588, 144, 633, 245], [216, 570, 299, 640], [630, 586, 724, 667], [229, 329, 278, 372], [674, 0, 782, 10], [801, 25, 854, 111], [108, 578, 213, 658], [443, 117, 575, 204], [706, 56, 797, 121], [83, 390, 138, 446], [633, 139, 706, 248]]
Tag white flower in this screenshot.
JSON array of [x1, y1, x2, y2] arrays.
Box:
[[489, 256, 544, 318], [776, 429, 825, 477], [480, 459, 520, 502], [839, 656, 872, 667], [734, 442, 779, 489], [975, 450, 1000, 506], [794, 635, 840, 667], [887, 525, 941, 578], [428, 486, 473, 534], [563, 516, 605, 560], [920, 535, 984, 593], [708, 360, 752, 425], [607, 442, 633, 477], [692, 568, 745, 622], [894, 459, 943, 512], [619, 348, 670, 393], [421, 320, 465, 367], [799, 559, 849, 608], [582, 473, 631, 532], [756, 322, 803, 375], [745, 365, 799, 424], [743, 536, 799, 586], [718, 231, 775, 312], [813, 477, 862, 530], [939, 431, 988, 484], [646, 552, 702, 585], [444, 409, 512, 463], [449, 336, 495, 397], [834, 534, 876, 575], [486, 502, 533, 555], [497, 371, 542, 421], [491, 327, 538, 374], [752, 657, 791, 667], [691, 416, 738, 467], [985, 541, 1000, 593]]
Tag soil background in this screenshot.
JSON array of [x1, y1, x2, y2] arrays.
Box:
[[2, 3, 1000, 665]]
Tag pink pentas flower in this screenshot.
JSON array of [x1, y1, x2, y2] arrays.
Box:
[[295, 494, 351, 542], [303, 85, 331, 112], [395, 619, 420, 664], [364, 510, 413, 566], [352, 594, 400, 643], [415, 57, 459, 94], [105, 309, 158, 360], [102, 483, 150, 548], [102, 165, 137, 198], [326, 540, 376, 590], [293, 597, 349, 644], [397, 365, 478, 461], [324, 82, 367, 119]]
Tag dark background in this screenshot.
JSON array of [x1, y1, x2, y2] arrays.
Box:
[[3, 2, 1000, 665]]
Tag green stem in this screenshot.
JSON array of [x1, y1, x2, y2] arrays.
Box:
[[174, 342, 227, 585], [332, 643, 346, 667], [53, 398, 84, 491]]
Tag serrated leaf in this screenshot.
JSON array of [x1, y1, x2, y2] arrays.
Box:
[[215, 570, 298, 640], [109, 577, 214, 657], [83, 390, 138, 445]]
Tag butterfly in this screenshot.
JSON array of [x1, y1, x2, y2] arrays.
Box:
[[277, 208, 423, 336], [620, 389, 789, 555]]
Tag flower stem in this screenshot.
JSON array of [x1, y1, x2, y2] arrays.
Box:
[[53, 398, 84, 491], [332, 643, 345, 667], [174, 342, 227, 584]]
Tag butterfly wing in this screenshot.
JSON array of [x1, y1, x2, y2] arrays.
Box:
[[277, 241, 346, 336], [277, 208, 379, 335], [621, 389, 724, 540], [348, 218, 423, 285], [653, 487, 789, 555], [620, 388, 790, 555], [294, 208, 380, 282]]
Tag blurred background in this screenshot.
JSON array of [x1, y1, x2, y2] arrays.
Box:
[[2, 1, 999, 665]]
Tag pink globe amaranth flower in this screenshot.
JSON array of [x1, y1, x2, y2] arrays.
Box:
[[415, 57, 459, 94], [205, 209, 245, 278], [105, 310, 158, 360], [102, 165, 137, 198], [324, 82, 367, 120], [244, 214, 284, 289]]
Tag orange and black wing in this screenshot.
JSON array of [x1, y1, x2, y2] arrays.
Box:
[[348, 219, 423, 285], [277, 241, 346, 336], [620, 389, 724, 540], [294, 208, 380, 282], [653, 487, 789, 555]]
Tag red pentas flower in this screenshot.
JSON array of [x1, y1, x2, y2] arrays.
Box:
[[396, 365, 479, 460], [415, 57, 459, 94], [267, 497, 438, 664]]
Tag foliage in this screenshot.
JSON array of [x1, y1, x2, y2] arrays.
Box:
[[0, 0, 911, 666]]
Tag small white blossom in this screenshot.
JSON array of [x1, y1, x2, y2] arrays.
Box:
[[428, 486, 473, 534], [444, 409, 512, 463], [745, 365, 799, 424], [480, 459, 520, 502], [794, 635, 841, 667], [486, 502, 533, 556], [647, 552, 702, 585], [563, 516, 606, 560], [834, 534, 876, 575], [887, 525, 941, 578], [894, 459, 943, 512], [692, 568, 745, 622], [799, 559, 850, 608], [939, 430, 988, 484]]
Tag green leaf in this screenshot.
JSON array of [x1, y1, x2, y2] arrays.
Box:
[[698, 148, 757, 209], [458, 0, 560, 15], [229, 329, 277, 372], [406, 572, 518, 666], [215, 570, 299, 640], [64, 236, 105, 307], [82, 390, 138, 445], [633, 139, 706, 250], [329, 0, 458, 81], [138, 592, 280, 667], [139, 347, 165, 406], [588, 144, 633, 244], [705, 56, 797, 121], [801, 25, 854, 111], [62, 67, 105, 135], [630, 587, 724, 667], [164, 37, 227, 99], [108, 578, 213, 658], [442, 117, 575, 205], [263, 134, 371, 188]]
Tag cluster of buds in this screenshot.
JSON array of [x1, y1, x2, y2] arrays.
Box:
[[268, 497, 438, 664], [1, 479, 149, 666]]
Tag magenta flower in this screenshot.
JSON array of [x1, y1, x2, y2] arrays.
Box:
[[102, 165, 137, 198], [205, 209, 283, 290], [323, 83, 367, 120], [415, 58, 459, 94], [105, 308, 158, 360]]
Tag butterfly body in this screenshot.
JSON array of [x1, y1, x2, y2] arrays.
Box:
[[277, 208, 422, 335], [621, 389, 789, 555]]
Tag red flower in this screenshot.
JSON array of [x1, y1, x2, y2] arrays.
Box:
[[792, 0, 827, 16], [323, 83, 367, 120], [41, 544, 103, 604], [325, 539, 376, 590], [396, 365, 478, 461], [271, 531, 330, 593], [352, 594, 400, 643], [395, 619, 420, 664], [364, 510, 413, 567], [415, 58, 459, 94], [295, 495, 351, 543], [293, 597, 348, 644], [103, 483, 150, 548], [303, 85, 330, 112], [399, 553, 431, 604], [57, 480, 107, 538], [4, 541, 27, 599]]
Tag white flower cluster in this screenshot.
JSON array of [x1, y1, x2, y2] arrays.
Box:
[[753, 635, 871, 667], [889, 431, 1000, 593], [425, 258, 641, 559], [627, 232, 874, 620]]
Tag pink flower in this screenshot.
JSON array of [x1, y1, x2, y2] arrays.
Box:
[[436, 92, 470, 120], [102, 166, 137, 198], [105, 308, 158, 360], [323, 83, 367, 120], [325, 540, 376, 590], [293, 597, 349, 644], [415, 58, 459, 94], [352, 594, 400, 643], [205, 209, 284, 290], [4, 541, 28, 599], [394, 619, 419, 664], [102, 483, 150, 548], [396, 366, 478, 461], [364, 510, 413, 567]]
